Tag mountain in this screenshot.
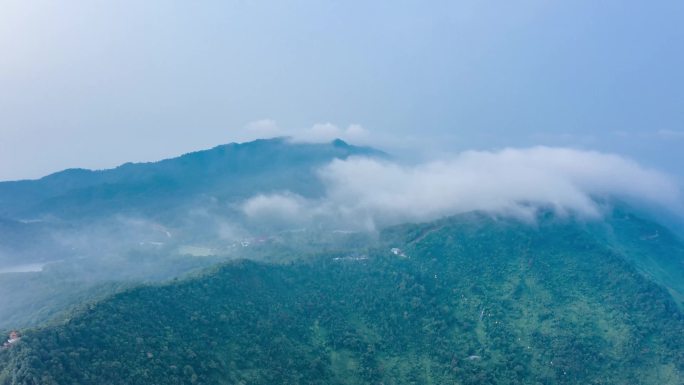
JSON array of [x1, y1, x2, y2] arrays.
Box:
[[0, 138, 384, 330], [1, 212, 683, 385], [0, 137, 382, 266], [0, 138, 382, 221]]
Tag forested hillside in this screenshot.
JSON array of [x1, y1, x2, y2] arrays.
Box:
[[2, 213, 682, 385]]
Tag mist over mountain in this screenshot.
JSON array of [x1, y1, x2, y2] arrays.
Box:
[[0, 138, 382, 329], [3, 1, 684, 383], [0, 139, 683, 384], [243, 147, 681, 231], [1, 138, 679, 271], [0, 138, 382, 220], [2, 211, 684, 384], [0, 138, 385, 263]]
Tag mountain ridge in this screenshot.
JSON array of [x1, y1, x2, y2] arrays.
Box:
[[0, 138, 383, 219]]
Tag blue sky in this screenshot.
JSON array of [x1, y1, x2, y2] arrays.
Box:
[[1, 0, 683, 181]]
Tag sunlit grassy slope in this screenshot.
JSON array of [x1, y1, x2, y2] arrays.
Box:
[[1, 212, 683, 385]]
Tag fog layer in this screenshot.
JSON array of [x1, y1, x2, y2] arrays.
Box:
[[243, 147, 681, 229]]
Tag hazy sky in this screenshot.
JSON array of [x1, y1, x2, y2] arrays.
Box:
[[1, 0, 683, 181]]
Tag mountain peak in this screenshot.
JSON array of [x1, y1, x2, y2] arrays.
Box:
[[331, 138, 349, 147]]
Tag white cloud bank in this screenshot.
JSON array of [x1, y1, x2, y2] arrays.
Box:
[[242, 147, 681, 230]]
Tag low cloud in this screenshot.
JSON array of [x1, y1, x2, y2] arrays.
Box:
[[292, 123, 370, 144], [236, 120, 371, 145], [242, 193, 310, 224], [242, 147, 681, 230]]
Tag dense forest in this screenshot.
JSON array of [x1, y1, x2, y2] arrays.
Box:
[[1, 213, 683, 384]]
